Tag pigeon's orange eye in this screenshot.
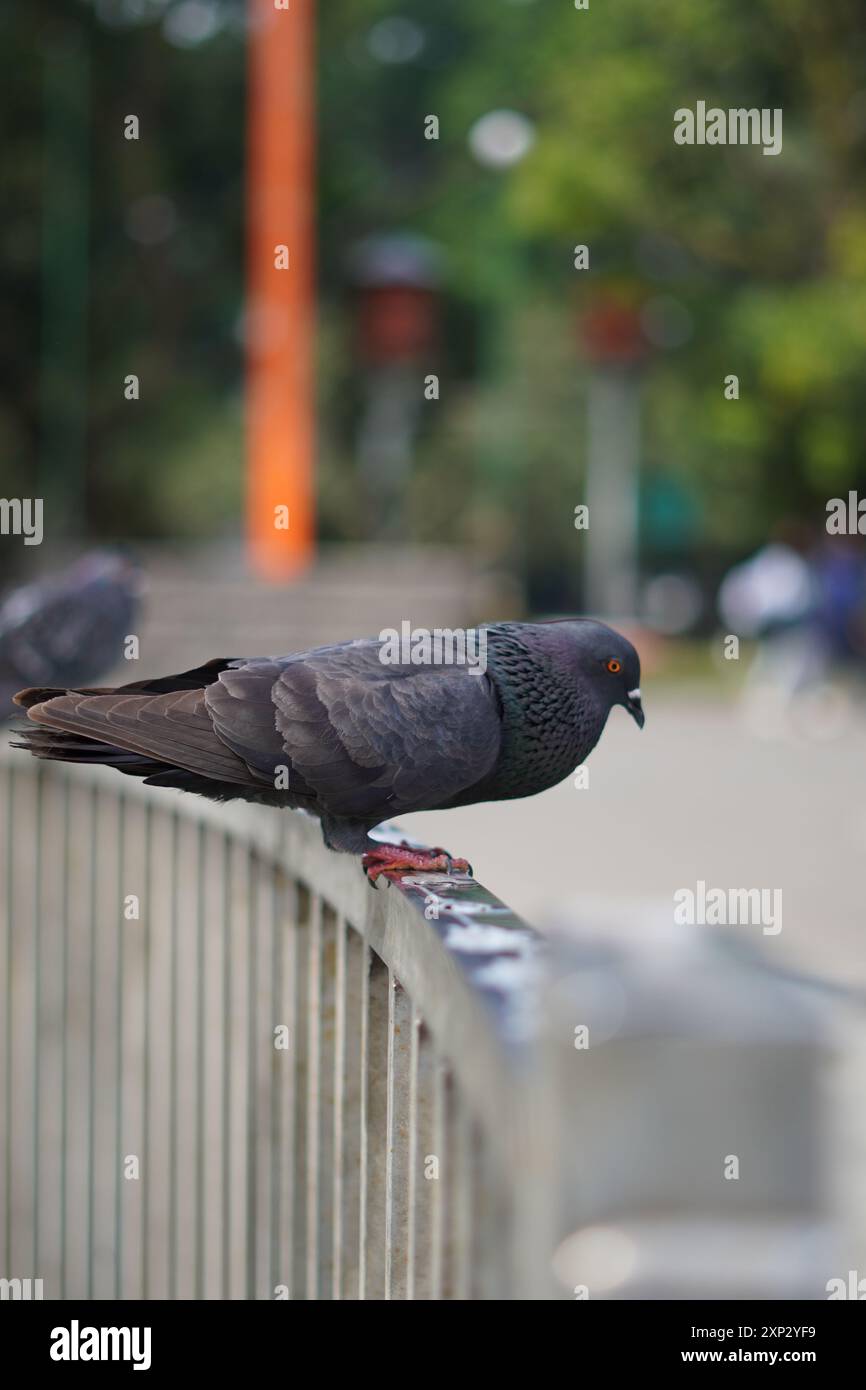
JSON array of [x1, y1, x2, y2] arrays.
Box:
[[606, 658, 621, 673]]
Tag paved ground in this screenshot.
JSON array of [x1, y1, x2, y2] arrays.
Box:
[[400, 686, 866, 992]]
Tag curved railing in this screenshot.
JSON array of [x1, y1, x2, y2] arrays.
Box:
[[0, 738, 548, 1300], [0, 736, 848, 1301]]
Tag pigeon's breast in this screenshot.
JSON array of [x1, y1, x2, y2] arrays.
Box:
[[484, 689, 603, 800], [449, 635, 606, 806]]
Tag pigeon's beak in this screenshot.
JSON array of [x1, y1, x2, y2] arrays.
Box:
[[626, 688, 645, 729]]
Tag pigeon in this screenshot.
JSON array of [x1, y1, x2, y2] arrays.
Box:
[[0, 551, 140, 718], [13, 618, 643, 880]]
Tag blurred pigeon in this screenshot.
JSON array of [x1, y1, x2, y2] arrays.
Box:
[[0, 552, 140, 717], [14, 619, 643, 879]]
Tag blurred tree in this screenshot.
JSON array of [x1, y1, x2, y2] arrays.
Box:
[[1, 0, 865, 605]]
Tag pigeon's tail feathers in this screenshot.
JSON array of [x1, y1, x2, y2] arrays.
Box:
[[12, 722, 166, 774], [12, 720, 261, 802], [20, 688, 261, 788], [14, 685, 111, 710]]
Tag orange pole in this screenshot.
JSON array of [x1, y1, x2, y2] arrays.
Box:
[[245, 0, 315, 579]]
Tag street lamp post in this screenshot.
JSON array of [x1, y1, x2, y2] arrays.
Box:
[[350, 235, 441, 539], [580, 298, 646, 618]]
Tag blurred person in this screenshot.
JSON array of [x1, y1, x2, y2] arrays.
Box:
[[718, 520, 818, 688], [719, 521, 866, 736], [811, 534, 866, 671], [717, 521, 863, 736]]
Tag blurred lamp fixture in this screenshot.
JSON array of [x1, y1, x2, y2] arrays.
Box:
[[580, 296, 647, 366], [349, 234, 443, 365], [163, 0, 223, 49], [367, 16, 426, 64], [468, 109, 535, 169]]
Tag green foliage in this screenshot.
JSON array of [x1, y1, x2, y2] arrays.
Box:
[[2, 0, 865, 584]]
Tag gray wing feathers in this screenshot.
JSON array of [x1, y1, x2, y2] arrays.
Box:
[[27, 689, 260, 784], [271, 643, 501, 819], [205, 661, 289, 778]]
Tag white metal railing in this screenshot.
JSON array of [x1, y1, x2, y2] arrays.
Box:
[[0, 739, 852, 1300], [0, 742, 551, 1299]]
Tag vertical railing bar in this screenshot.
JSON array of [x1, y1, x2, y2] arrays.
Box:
[[305, 891, 322, 1298], [140, 802, 153, 1301], [332, 916, 346, 1298], [384, 973, 395, 1298], [384, 974, 412, 1300], [245, 845, 260, 1300], [289, 883, 310, 1300], [194, 821, 206, 1299], [114, 793, 126, 1299], [275, 821, 294, 1297], [282, 877, 297, 1298], [168, 808, 180, 1300], [408, 1019, 437, 1301], [315, 904, 337, 1299], [86, 783, 99, 1299], [430, 1061, 447, 1300], [59, 773, 71, 1299], [268, 866, 284, 1299], [221, 832, 232, 1300], [363, 953, 390, 1300], [32, 763, 44, 1279], [337, 924, 364, 1301], [287, 884, 297, 1295], [3, 765, 13, 1278], [358, 942, 370, 1300], [406, 1004, 421, 1301]]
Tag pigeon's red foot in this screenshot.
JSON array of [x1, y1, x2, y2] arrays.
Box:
[[362, 842, 472, 884]]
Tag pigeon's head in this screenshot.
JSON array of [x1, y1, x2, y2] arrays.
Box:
[[547, 619, 644, 728]]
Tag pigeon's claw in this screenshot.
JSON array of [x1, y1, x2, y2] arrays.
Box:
[[362, 843, 473, 884]]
